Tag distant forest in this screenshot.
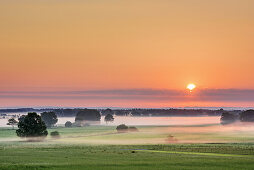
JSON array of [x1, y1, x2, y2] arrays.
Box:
[[0, 108, 242, 117]]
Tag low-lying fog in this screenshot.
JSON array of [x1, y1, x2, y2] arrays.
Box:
[[0, 115, 220, 127], [2, 114, 254, 144]]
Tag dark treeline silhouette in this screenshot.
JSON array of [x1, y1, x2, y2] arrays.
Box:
[[0, 108, 242, 117], [0, 108, 52, 113], [220, 109, 254, 125]]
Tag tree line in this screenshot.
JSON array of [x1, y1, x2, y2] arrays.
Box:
[[1, 108, 241, 117], [220, 110, 254, 125]]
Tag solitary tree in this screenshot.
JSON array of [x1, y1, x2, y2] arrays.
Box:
[[7, 118, 18, 130], [16, 112, 48, 138], [65, 121, 72, 127], [104, 114, 114, 124], [41, 112, 58, 128], [220, 112, 236, 125]]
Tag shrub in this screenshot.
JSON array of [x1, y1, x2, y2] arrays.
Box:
[[50, 131, 60, 138], [128, 126, 138, 132], [116, 124, 128, 132], [65, 121, 72, 127]]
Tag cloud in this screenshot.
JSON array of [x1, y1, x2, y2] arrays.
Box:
[[1, 88, 254, 103]]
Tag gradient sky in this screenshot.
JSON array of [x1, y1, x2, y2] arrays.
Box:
[[1, 0, 254, 107]]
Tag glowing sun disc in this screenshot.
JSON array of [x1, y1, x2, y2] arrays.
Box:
[[187, 83, 196, 91]]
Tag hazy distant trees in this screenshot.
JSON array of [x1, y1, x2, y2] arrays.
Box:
[[102, 108, 113, 116], [16, 112, 48, 138], [220, 112, 237, 125], [75, 109, 101, 125], [7, 118, 18, 129], [240, 110, 254, 122], [41, 112, 58, 128], [104, 114, 114, 123], [65, 121, 72, 127]]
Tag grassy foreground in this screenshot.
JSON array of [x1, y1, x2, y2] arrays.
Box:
[[1, 125, 254, 169]]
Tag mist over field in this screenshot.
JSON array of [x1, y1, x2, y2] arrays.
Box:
[[1, 114, 254, 145]]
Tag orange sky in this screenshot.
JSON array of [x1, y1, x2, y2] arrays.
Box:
[[1, 0, 254, 107]]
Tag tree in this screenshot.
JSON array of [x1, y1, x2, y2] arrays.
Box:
[[65, 121, 72, 127], [102, 108, 113, 116], [75, 109, 101, 122], [16, 112, 48, 138], [116, 124, 128, 132], [104, 114, 114, 124], [41, 111, 58, 128], [240, 110, 254, 122], [220, 112, 236, 125], [7, 117, 18, 129]]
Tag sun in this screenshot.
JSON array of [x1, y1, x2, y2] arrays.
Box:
[[187, 83, 196, 92]]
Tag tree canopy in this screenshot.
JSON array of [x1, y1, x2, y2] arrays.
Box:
[[220, 112, 236, 125], [104, 114, 114, 123], [41, 111, 58, 127], [65, 121, 72, 127], [240, 110, 254, 122], [75, 109, 101, 122], [16, 112, 48, 138], [7, 117, 18, 129]]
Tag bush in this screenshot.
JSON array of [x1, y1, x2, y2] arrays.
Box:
[[128, 126, 138, 132], [65, 121, 72, 127], [50, 131, 60, 138], [116, 124, 128, 132], [16, 112, 48, 138]]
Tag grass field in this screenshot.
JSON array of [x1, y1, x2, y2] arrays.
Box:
[[1, 124, 254, 169]]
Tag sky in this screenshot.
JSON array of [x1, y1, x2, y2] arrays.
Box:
[[0, 0, 254, 107]]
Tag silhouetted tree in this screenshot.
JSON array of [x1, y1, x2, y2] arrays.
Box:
[[65, 121, 72, 127], [16, 112, 48, 138], [240, 110, 254, 122], [102, 108, 113, 116], [104, 114, 114, 123], [41, 112, 58, 128], [7, 118, 18, 129], [75, 109, 101, 122], [220, 112, 236, 125]]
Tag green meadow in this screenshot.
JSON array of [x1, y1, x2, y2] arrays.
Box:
[[1, 124, 254, 169]]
